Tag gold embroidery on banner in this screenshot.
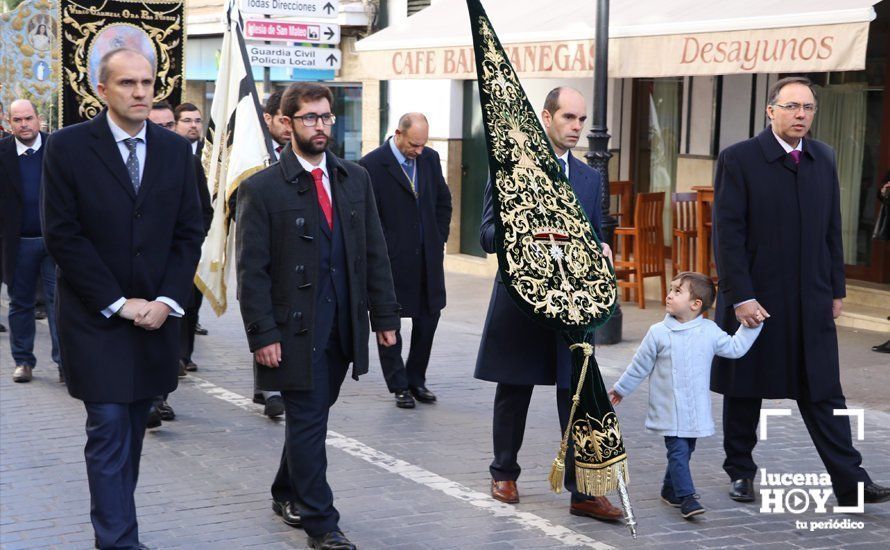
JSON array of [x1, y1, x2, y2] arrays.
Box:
[[477, 17, 616, 327]]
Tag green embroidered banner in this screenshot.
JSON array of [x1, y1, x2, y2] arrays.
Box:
[[465, 0, 636, 537]]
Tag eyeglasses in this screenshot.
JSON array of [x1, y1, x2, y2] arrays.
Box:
[[158, 121, 175, 129], [292, 113, 336, 127], [771, 102, 817, 114]]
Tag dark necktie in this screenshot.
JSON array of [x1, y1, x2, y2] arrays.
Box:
[[275, 145, 283, 154], [311, 168, 333, 229], [557, 158, 567, 177], [24, 148, 35, 156], [789, 150, 801, 166], [124, 138, 141, 192]]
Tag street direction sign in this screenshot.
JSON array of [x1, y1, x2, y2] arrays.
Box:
[[244, 19, 340, 45], [241, 0, 339, 18], [247, 42, 342, 70]]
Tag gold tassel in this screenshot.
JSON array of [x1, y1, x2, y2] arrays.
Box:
[[575, 460, 630, 496], [548, 342, 593, 494]]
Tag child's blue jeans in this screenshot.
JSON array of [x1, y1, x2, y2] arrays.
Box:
[[663, 436, 698, 499]]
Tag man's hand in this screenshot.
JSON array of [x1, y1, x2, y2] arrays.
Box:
[[377, 330, 397, 347], [832, 298, 843, 319], [118, 298, 149, 320], [134, 301, 172, 330], [601, 243, 613, 265], [255, 342, 282, 368], [735, 300, 770, 328], [608, 388, 622, 406]]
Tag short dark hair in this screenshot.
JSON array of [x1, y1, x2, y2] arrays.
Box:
[[98, 48, 155, 84], [767, 76, 816, 106], [152, 100, 173, 112], [174, 102, 200, 121], [280, 83, 334, 119], [543, 87, 564, 115], [264, 91, 283, 116], [672, 271, 716, 312]]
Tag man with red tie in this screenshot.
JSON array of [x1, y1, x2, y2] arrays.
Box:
[[236, 82, 400, 550]]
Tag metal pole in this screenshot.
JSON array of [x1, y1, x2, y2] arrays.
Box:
[[586, 0, 622, 345]]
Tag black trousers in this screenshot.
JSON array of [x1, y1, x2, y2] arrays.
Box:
[[180, 286, 202, 362], [489, 383, 589, 502], [271, 332, 349, 537], [377, 310, 440, 392], [722, 395, 871, 504]]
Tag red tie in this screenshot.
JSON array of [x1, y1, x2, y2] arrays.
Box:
[[311, 168, 333, 229], [275, 145, 283, 154], [789, 150, 801, 165]]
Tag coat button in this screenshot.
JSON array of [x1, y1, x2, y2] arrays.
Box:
[[326, 297, 332, 303], [135, 250, 142, 257], [134, 211, 142, 219], [330, 267, 336, 273]]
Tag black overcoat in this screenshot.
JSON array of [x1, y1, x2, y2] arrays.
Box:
[[359, 140, 452, 317], [474, 154, 604, 388], [0, 132, 49, 285], [41, 112, 204, 403], [711, 128, 845, 401], [235, 145, 401, 391]]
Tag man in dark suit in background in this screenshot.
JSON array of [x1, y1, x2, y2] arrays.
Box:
[[0, 99, 60, 383], [41, 48, 204, 548], [236, 82, 399, 550], [144, 101, 213, 425], [712, 76, 889, 507], [474, 87, 621, 521], [359, 113, 452, 408]]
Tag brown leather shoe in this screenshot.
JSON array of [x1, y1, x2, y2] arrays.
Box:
[[570, 496, 623, 521], [491, 479, 519, 504]]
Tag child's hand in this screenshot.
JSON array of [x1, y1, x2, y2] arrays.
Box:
[[608, 388, 622, 405]]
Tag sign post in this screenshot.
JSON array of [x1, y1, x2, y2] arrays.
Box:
[[241, 0, 339, 18]]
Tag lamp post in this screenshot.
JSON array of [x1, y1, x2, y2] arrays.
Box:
[[586, 0, 622, 345]]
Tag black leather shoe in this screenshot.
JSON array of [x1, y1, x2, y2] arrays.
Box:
[[872, 341, 890, 354], [35, 306, 47, 320], [409, 385, 436, 403], [156, 400, 175, 421], [183, 360, 198, 372], [178, 359, 187, 377], [307, 530, 355, 550], [394, 389, 416, 409], [0, 323, 6, 332], [864, 482, 890, 503], [729, 478, 755, 502], [194, 322, 208, 335], [253, 393, 266, 405], [272, 499, 302, 527], [146, 407, 162, 429], [264, 395, 285, 418]]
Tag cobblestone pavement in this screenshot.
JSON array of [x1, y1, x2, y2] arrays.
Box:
[[2, 272, 889, 549]]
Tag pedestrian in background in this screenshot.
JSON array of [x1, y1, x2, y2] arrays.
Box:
[[359, 112, 452, 408]]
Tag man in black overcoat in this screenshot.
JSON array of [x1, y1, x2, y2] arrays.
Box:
[[41, 49, 204, 548], [474, 87, 620, 521], [236, 82, 399, 550], [359, 112, 452, 408], [712, 76, 889, 507]]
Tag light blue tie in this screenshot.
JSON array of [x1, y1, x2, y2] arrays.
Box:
[[124, 137, 141, 192], [403, 159, 417, 196]]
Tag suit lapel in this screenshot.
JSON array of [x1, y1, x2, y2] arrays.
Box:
[[89, 112, 136, 200], [136, 123, 162, 207], [0, 138, 23, 201], [383, 141, 416, 197]]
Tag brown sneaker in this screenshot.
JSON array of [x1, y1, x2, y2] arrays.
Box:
[[13, 365, 33, 383], [570, 496, 623, 521], [491, 479, 519, 504]]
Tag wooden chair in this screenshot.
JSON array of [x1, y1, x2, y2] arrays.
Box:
[[613, 192, 667, 309], [671, 192, 698, 276], [692, 186, 716, 280], [609, 180, 634, 226]]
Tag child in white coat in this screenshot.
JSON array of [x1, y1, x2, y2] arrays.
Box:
[[609, 272, 763, 519]]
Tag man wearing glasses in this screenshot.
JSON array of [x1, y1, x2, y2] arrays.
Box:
[[712, 76, 889, 507], [236, 82, 399, 550]]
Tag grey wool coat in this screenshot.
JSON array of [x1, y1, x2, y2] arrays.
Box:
[[235, 144, 401, 391]]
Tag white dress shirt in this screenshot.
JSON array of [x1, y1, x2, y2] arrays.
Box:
[[101, 116, 182, 319], [191, 141, 198, 155], [295, 151, 331, 202], [15, 132, 42, 155]]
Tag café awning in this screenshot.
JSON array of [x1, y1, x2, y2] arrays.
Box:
[[353, 0, 880, 79]]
